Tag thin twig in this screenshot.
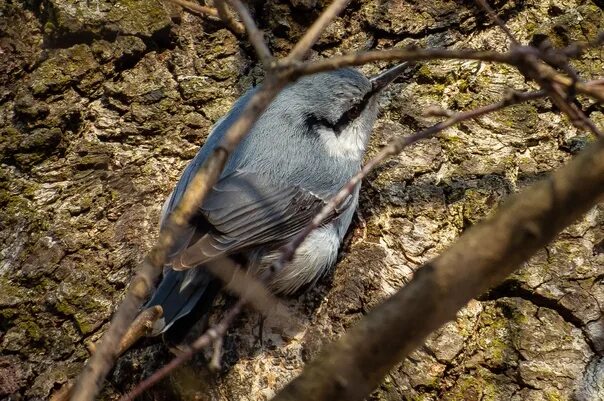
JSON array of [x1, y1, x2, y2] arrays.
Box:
[[536, 39, 581, 84], [271, 136, 604, 401], [560, 32, 604, 58], [50, 307, 163, 401], [165, 0, 220, 18], [285, 0, 352, 61], [589, 78, 604, 86], [290, 48, 516, 76], [551, 71, 604, 103], [516, 53, 604, 137], [517, 39, 591, 133], [213, 0, 245, 35], [206, 258, 287, 318], [118, 306, 164, 356], [223, 0, 273, 65], [166, 0, 246, 34], [291, 46, 604, 105], [512, 53, 604, 103], [564, 97, 604, 137], [118, 300, 245, 401], [70, 150, 229, 401], [276, 90, 546, 267], [475, 0, 519, 46], [209, 337, 223, 371], [69, 0, 604, 395]]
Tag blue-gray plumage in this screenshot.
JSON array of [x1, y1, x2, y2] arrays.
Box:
[[146, 64, 407, 339]]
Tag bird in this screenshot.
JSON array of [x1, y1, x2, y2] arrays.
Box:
[[146, 62, 408, 342]]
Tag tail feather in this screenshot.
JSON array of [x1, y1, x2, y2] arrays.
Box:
[[146, 267, 220, 341]]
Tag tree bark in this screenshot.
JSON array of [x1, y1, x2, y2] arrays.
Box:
[[0, 0, 602, 400]]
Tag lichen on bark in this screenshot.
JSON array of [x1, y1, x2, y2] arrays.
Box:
[[0, 0, 602, 400]]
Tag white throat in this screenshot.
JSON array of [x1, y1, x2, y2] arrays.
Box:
[[317, 123, 368, 160]]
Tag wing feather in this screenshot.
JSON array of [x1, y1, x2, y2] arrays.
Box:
[[171, 170, 350, 269]]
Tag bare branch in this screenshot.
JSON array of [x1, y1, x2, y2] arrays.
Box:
[[531, 60, 604, 105], [165, 0, 220, 18], [221, 0, 273, 64], [286, 0, 352, 61], [70, 149, 228, 401], [551, 81, 604, 137], [589, 78, 604, 86], [118, 306, 164, 356], [165, 0, 246, 36], [118, 300, 245, 401], [212, 0, 245, 35], [290, 48, 516, 76], [276, 90, 546, 267], [475, 0, 519, 46], [514, 53, 604, 137], [271, 136, 604, 401], [206, 258, 287, 318], [209, 336, 223, 371], [70, 74, 291, 401], [290, 45, 604, 106], [50, 307, 163, 401]]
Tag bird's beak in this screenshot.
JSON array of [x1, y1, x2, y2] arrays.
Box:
[[369, 62, 408, 94]]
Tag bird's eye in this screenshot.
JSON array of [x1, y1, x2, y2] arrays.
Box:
[[305, 95, 370, 136], [332, 101, 365, 134], [345, 103, 362, 121], [304, 112, 333, 132]]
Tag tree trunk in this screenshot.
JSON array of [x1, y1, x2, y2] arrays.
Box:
[[0, 0, 602, 400]]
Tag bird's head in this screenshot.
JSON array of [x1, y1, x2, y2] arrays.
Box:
[[271, 63, 407, 159]]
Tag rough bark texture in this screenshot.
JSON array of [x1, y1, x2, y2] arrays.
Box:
[[0, 0, 602, 401]]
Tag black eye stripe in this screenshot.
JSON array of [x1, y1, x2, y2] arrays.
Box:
[[332, 91, 373, 134], [305, 90, 373, 136], [304, 113, 333, 132]]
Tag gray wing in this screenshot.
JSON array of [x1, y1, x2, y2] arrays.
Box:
[[171, 170, 351, 269]]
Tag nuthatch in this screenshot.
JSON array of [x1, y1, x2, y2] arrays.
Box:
[[147, 63, 407, 340]]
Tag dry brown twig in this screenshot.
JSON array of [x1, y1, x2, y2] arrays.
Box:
[[50, 306, 163, 401], [117, 306, 164, 356], [475, 0, 519, 46], [165, 0, 245, 35], [474, 0, 601, 137], [285, 0, 352, 62], [212, 0, 245, 36], [165, 0, 219, 19], [70, 1, 350, 400], [209, 336, 223, 371], [118, 300, 246, 401], [69, 0, 604, 399], [276, 89, 546, 267], [271, 135, 604, 401], [222, 0, 273, 65]]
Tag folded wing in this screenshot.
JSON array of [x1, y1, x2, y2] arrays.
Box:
[[171, 170, 348, 269]]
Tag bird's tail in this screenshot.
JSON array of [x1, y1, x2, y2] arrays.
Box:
[[145, 267, 221, 344]]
